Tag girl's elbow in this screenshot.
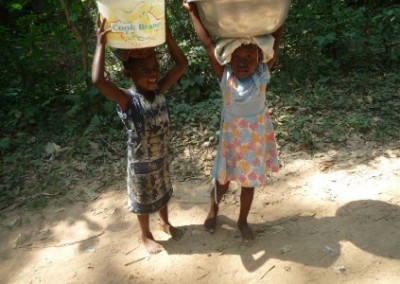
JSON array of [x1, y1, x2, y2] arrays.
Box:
[[182, 58, 189, 70], [92, 78, 102, 89], [180, 62, 188, 77], [92, 71, 105, 86], [91, 72, 101, 85], [91, 75, 98, 85], [92, 77, 105, 90], [91, 76, 99, 87], [177, 58, 188, 74]]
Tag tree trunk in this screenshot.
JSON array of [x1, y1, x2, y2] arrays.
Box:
[[59, 0, 91, 89]]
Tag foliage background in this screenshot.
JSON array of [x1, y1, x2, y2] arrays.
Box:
[[0, 0, 399, 209]]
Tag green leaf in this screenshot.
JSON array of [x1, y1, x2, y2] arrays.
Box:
[[0, 137, 11, 150]]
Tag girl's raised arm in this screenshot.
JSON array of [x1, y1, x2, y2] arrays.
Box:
[[183, 1, 224, 80], [267, 25, 285, 71], [92, 15, 129, 111], [158, 30, 188, 92]]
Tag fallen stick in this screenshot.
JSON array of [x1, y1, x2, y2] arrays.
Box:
[[124, 256, 147, 266], [260, 265, 276, 280], [15, 230, 106, 249]]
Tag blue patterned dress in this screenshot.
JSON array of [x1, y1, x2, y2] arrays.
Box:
[[117, 89, 173, 214]]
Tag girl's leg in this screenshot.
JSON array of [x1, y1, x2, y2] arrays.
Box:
[[137, 214, 164, 254], [159, 205, 184, 240], [204, 181, 230, 233], [238, 186, 255, 241]]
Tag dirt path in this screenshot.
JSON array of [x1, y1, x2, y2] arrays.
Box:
[[1, 140, 400, 284]]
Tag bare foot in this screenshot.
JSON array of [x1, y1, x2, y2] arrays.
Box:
[[238, 221, 255, 241], [161, 223, 185, 241], [141, 234, 164, 254], [204, 206, 218, 234]]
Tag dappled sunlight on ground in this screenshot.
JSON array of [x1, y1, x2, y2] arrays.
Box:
[[1, 141, 399, 283]]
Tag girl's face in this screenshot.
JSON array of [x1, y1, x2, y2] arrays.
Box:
[[128, 54, 160, 93], [230, 44, 260, 79]]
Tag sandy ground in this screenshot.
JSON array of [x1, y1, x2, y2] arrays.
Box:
[[1, 140, 400, 284]]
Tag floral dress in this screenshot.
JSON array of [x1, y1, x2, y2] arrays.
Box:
[[117, 89, 172, 214], [212, 63, 279, 188]]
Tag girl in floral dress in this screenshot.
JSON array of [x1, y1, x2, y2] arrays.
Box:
[[184, 2, 284, 240]]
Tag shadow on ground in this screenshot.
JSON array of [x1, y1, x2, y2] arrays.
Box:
[[162, 199, 400, 272]]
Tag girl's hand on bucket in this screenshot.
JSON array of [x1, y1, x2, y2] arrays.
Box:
[[96, 13, 111, 46], [182, 0, 192, 12]]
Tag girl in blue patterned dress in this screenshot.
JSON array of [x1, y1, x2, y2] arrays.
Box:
[[92, 15, 187, 254], [184, 2, 284, 241]]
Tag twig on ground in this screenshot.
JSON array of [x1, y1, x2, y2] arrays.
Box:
[[124, 256, 148, 266], [260, 265, 276, 280], [101, 137, 119, 155], [125, 243, 141, 255], [15, 230, 106, 249]]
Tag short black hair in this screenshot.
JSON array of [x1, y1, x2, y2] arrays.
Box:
[[122, 53, 157, 71], [122, 57, 142, 71]]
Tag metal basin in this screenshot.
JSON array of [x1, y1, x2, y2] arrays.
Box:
[[190, 0, 291, 37]]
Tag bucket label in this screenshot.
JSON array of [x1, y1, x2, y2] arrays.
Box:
[[108, 2, 164, 43], [111, 23, 136, 34]]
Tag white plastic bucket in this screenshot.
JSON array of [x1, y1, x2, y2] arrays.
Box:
[[96, 0, 165, 49]]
